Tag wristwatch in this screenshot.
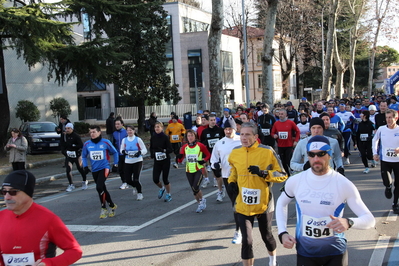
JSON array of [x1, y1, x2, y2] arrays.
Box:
[[346, 218, 354, 229]]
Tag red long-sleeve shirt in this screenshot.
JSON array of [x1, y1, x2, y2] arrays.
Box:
[[271, 119, 300, 147]]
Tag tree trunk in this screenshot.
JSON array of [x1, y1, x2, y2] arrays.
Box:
[[348, 29, 357, 97], [261, 0, 278, 105], [0, 48, 10, 157], [208, 0, 224, 115], [333, 31, 347, 99], [368, 21, 381, 97], [322, 0, 339, 100]]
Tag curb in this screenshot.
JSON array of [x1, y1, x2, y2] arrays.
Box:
[[0, 157, 65, 176], [36, 170, 80, 184]]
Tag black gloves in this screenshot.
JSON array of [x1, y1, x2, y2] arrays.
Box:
[[122, 150, 127, 155], [197, 160, 206, 165], [84, 167, 91, 175], [227, 182, 239, 200], [214, 162, 221, 170], [176, 154, 183, 159], [303, 161, 311, 171], [112, 165, 118, 173], [337, 166, 345, 176], [134, 151, 141, 157], [248, 165, 267, 178]]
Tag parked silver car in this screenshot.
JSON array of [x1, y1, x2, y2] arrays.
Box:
[[20, 121, 61, 154]]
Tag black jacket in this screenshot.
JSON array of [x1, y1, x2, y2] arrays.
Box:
[[60, 131, 83, 157], [200, 126, 225, 152], [354, 120, 374, 145], [150, 132, 173, 159]]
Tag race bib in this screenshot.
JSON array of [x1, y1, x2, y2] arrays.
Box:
[[207, 138, 219, 148], [155, 152, 167, 161], [360, 134, 368, 142], [301, 214, 332, 239], [330, 123, 337, 128], [241, 187, 261, 205], [2, 252, 35, 266], [67, 150, 76, 158], [127, 151, 138, 158], [278, 132, 288, 139], [261, 128, 270, 136], [90, 151, 103, 161], [172, 135, 179, 141], [300, 134, 307, 139], [186, 154, 198, 163], [385, 148, 398, 158]]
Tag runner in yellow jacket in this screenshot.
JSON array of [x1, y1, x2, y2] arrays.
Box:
[[165, 115, 186, 168], [228, 122, 288, 266]]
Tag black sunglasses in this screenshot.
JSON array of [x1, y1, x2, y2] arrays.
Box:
[[307, 150, 330, 158], [0, 189, 20, 196]]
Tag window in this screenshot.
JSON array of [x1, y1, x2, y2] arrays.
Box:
[[221, 51, 234, 87], [258, 74, 263, 89], [257, 49, 263, 64], [182, 17, 209, 33], [274, 72, 282, 89]]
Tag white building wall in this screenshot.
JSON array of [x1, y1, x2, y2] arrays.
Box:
[[5, 49, 78, 129]]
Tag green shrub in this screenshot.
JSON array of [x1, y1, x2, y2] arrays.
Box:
[[74, 122, 90, 135], [49, 97, 71, 120], [15, 100, 40, 122]]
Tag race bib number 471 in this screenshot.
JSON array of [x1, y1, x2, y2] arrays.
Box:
[[241, 187, 261, 205]]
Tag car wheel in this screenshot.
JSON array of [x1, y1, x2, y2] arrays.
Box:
[[27, 144, 35, 155]]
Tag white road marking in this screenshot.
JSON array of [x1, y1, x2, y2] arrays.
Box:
[[388, 232, 399, 266], [386, 210, 398, 222], [67, 190, 218, 233], [368, 235, 390, 266]]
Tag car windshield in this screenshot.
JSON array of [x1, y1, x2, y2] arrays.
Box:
[[29, 123, 57, 133]]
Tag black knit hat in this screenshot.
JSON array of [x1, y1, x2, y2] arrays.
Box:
[[2, 170, 35, 198], [309, 117, 325, 130]]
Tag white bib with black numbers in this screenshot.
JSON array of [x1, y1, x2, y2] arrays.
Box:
[[207, 138, 219, 148], [155, 152, 166, 161], [278, 131, 288, 139], [301, 214, 332, 239], [360, 134, 368, 141], [261, 128, 270, 136], [2, 252, 35, 266], [385, 148, 398, 158], [67, 150, 77, 158], [172, 135, 179, 141], [128, 151, 138, 158], [90, 151, 103, 161], [241, 187, 261, 205], [186, 154, 198, 163]]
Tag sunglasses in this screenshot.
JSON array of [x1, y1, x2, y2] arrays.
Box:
[[307, 150, 330, 158], [0, 189, 20, 196]]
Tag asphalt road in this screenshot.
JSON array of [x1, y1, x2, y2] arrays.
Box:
[[1, 153, 399, 265]]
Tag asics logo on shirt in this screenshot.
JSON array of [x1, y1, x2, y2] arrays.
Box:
[[306, 218, 328, 226], [298, 189, 334, 200]]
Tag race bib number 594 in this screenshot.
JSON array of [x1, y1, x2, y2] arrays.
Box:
[[301, 215, 332, 239], [241, 187, 261, 205]]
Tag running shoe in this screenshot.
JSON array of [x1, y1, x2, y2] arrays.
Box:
[[371, 160, 376, 168], [164, 193, 172, 202], [201, 178, 210, 188], [232, 230, 242, 244], [199, 198, 207, 211], [172, 162, 179, 169], [393, 204, 399, 214], [119, 182, 128, 189], [132, 187, 137, 196], [137, 193, 144, 201], [66, 184, 75, 192], [344, 157, 350, 165], [385, 186, 393, 199], [221, 185, 226, 198], [99, 208, 108, 219], [196, 204, 203, 213], [206, 165, 212, 172], [216, 191, 223, 202], [108, 204, 117, 217], [213, 178, 218, 187], [158, 187, 166, 199], [81, 180, 88, 190], [363, 168, 370, 174]]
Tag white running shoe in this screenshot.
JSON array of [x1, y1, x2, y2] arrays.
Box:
[[371, 160, 376, 168], [108, 204, 117, 217], [363, 168, 370, 174], [172, 162, 179, 169], [213, 178, 218, 187], [99, 208, 108, 219], [201, 178, 210, 188], [196, 204, 203, 213], [200, 198, 207, 211], [216, 191, 223, 202], [81, 180, 88, 190], [206, 165, 212, 172], [344, 157, 350, 165], [132, 187, 137, 196], [119, 182, 128, 189], [66, 184, 75, 192], [232, 230, 242, 244], [222, 185, 226, 198], [137, 193, 144, 201]]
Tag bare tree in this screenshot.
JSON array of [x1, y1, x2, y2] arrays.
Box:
[[322, 0, 340, 100], [260, 0, 278, 105], [333, 31, 348, 98], [208, 0, 224, 114]]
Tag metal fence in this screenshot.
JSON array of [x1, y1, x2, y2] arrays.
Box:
[[85, 103, 205, 121]]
